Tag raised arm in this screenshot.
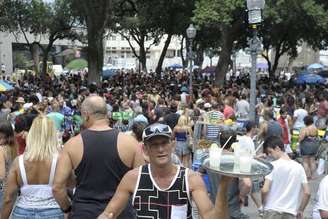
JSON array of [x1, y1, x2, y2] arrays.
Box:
[[97, 169, 138, 219], [190, 170, 230, 219]]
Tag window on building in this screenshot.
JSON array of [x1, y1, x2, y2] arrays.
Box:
[[111, 36, 116, 41], [165, 50, 175, 58], [177, 50, 182, 57]]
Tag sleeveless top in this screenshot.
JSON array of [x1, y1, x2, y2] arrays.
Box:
[[16, 154, 60, 209], [72, 129, 134, 219], [132, 164, 192, 219], [175, 132, 187, 141]]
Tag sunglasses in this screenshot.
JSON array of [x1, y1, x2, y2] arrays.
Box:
[[144, 124, 170, 137]]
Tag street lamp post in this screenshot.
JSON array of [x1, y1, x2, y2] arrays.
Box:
[[0, 42, 2, 65], [246, 0, 265, 122], [186, 24, 196, 98]]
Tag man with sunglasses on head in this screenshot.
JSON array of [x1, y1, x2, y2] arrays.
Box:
[[98, 123, 231, 219]]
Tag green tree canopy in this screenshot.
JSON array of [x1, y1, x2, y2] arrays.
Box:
[[0, 0, 77, 78]]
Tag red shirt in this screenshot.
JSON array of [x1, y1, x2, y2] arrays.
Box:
[[16, 135, 26, 155], [278, 117, 290, 144]]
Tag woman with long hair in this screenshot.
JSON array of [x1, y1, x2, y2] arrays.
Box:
[[0, 120, 17, 210], [172, 115, 193, 167], [1, 116, 64, 219]]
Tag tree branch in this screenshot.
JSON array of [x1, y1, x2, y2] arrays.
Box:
[[121, 33, 139, 59]]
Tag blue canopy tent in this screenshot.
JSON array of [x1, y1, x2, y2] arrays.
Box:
[[294, 73, 326, 85], [102, 69, 119, 79], [307, 63, 324, 71], [0, 80, 14, 92], [168, 64, 183, 69], [256, 63, 268, 70]]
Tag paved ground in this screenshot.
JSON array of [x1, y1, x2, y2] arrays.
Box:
[[243, 176, 323, 219], [193, 175, 323, 219]]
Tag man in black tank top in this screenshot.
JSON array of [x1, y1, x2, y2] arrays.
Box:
[[53, 96, 145, 219], [98, 123, 232, 219]]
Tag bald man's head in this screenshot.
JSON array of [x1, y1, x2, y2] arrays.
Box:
[[81, 96, 108, 120]]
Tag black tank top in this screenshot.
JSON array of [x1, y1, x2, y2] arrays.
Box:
[[71, 129, 134, 219], [132, 164, 192, 219]]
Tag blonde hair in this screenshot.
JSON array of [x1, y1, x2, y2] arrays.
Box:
[[25, 116, 59, 161], [177, 115, 189, 127]]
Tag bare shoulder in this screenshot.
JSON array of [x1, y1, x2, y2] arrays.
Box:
[[8, 156, 19, 174], [64, 134, 83, 151], [117, 132, 138, 150]]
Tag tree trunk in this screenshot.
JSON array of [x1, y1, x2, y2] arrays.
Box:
[[214, 31, 233, 87], [262, 52, 272, 77], [87, 22, 104, 84], [180, 36, 187, 68], [195, 47, 204, 67], [269, 48, 282, 78], [40, 38, 55, 81], [155, 34, 172, 74], [31, 42, 40, 74], [139, 37, 147, 72], [41, 51, 48, 79]]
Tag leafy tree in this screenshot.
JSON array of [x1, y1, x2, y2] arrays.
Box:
[[194, 0, 328, 84], [261, 0, 328, 76], [114, 0, 163, 72], [153, 0, 195, 74], [71, 0, 115, 84], [194, 0, 246, 87], [0, 0, 77, 78]]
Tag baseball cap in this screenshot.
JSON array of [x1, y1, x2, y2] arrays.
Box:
[[142, 123, 172, 142]]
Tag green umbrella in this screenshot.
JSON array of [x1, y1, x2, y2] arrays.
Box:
[[66, 58, 88, 70]]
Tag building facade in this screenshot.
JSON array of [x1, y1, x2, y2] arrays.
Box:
[[0, 30, 326, 75]]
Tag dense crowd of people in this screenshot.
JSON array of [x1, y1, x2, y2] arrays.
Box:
[[0, 69, 326, 218]]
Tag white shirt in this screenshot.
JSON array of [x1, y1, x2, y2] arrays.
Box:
[[180, 92, 189, 105], [238, 135, 255, 156], [293, 108, 308, 129], [264, 158, 308, 216], [313, 176, 328, 219], [235, 100, 250, 119]]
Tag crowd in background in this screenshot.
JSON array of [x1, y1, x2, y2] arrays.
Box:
[[0, 69, 326, 218]]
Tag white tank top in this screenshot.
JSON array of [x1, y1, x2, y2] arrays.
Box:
[[16, 154, 60, 209]]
